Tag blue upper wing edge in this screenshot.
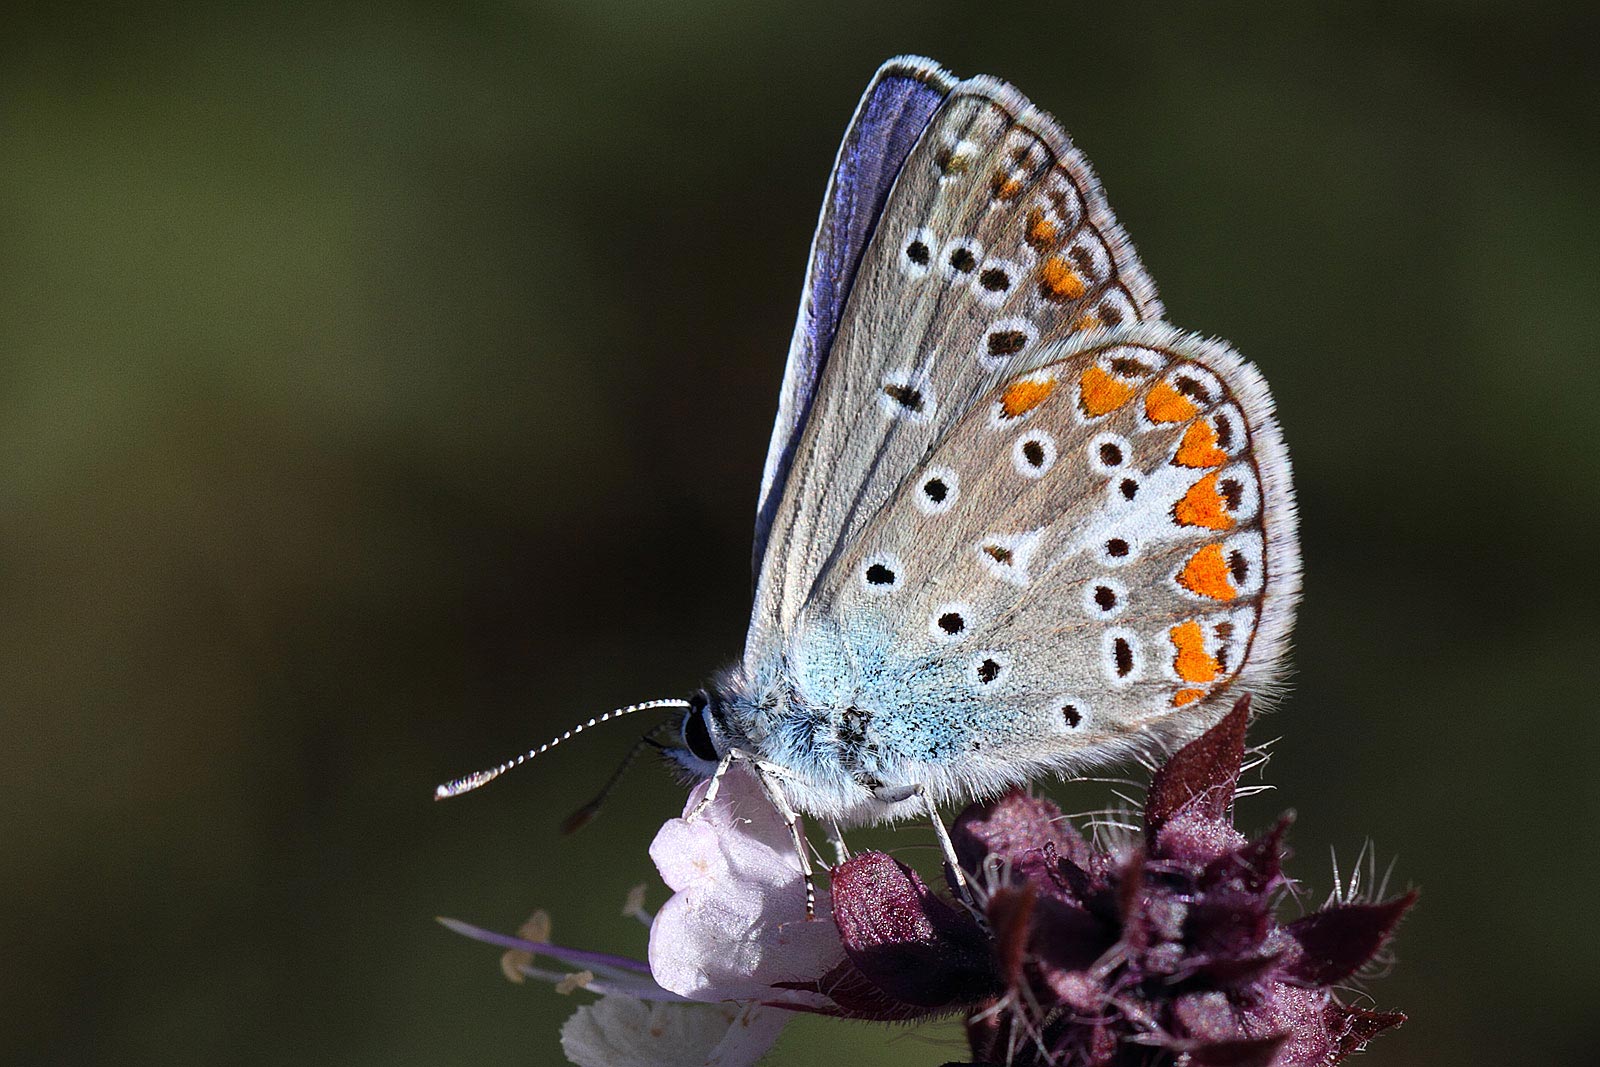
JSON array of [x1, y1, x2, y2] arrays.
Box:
[[750, 56, 955, 579]]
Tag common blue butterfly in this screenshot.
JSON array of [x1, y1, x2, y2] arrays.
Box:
[[439, 56, 1300, 910]]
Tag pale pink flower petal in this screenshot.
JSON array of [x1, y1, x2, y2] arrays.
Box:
[[647, 764, 845, 1006], [559, 995, 786, 1067]]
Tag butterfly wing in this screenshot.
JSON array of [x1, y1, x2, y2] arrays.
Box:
[[749, 65, 1164, 659], [754, 56, 956, 577], [787, 326, 1300, 802]]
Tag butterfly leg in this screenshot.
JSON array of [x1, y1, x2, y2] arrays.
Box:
[[824, 819, 852, 866], [733, 748, 819, 920], [921, 789, 978, 911], [684, 749, 739, 823], [684, 748, 819, 918]]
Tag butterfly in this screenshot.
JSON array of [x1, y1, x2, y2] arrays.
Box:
[[439, 56, 1301, 911]]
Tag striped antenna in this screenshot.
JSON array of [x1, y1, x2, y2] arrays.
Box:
[[434, 698, 691, 800]]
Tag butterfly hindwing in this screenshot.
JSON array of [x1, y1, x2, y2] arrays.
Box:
[[790, 327, 1300, 801], [749, 65, 1164, 659]]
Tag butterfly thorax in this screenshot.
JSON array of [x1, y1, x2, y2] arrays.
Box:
[[703, 660, 932, 826]]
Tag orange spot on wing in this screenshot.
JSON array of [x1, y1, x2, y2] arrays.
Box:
[[1078, 366, 1135, 417], [1176, 544, 1239, 600], [1174, 420, 1228, 468], [993, 174, 1023, 200], [1174, 472, 1235, 530], [1172, 688, 1205, 707], [1001, 377, 1057, 418], [1026, 209, 1060, 250], [1039, 254, 1087, 300], [1072, 313, 1100, 331], [1145, 380, 1200, 424], [1170, 620, 1222, 684]]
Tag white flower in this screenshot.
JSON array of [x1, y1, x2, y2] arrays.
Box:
[[647, 764, 845, 1007], [442, 764, 852, 1065], [559, 996, 787, 1067]]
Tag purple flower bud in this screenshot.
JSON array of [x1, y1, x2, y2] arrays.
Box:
[[829, 852, 999, 1009], [822, 696, 1415, 1065], [1284, 893, 1419, 986]]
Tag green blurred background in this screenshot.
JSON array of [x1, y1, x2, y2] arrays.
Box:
[[5, 2, 1596, 1064]]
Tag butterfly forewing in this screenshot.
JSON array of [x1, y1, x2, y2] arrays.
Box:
[[754, 57, 955, 576], [748, 70, 1164, 660], [793, 328, 1299, 799]]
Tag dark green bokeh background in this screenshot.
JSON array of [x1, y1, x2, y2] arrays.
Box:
[[6, 3, 1597, 1064]]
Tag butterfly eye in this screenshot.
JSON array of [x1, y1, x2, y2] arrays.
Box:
[[682, 692, 722, 763]]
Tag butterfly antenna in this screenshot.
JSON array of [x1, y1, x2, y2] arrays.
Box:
[[433, 699, 690, 800], [559, 725, 669, 835]]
